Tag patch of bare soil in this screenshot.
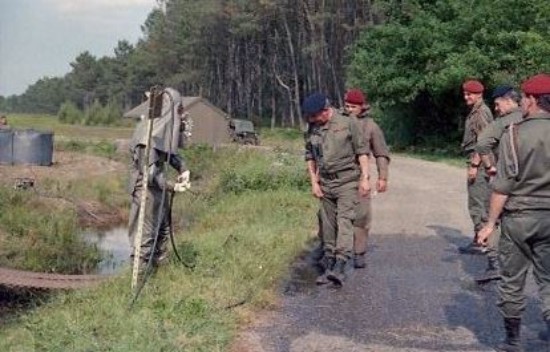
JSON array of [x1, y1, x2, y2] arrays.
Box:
[[0, 151, 128, 228], [0, 151, 126, 185]]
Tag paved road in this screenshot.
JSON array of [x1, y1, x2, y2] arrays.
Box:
[[235, 156, 548, 352]]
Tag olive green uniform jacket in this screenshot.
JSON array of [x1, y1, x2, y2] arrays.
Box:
[[461, 101, 494, 232], [346, 109, 390, 230], [305, 111, 369, 259], [492, 112, 550, 320], [474, 107, 523, 254], [475, 107, 523, 160]]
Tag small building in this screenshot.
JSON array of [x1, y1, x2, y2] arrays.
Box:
[[123, 96, 231, 147]]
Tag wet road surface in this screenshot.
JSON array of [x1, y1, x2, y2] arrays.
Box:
[[238, 156, 549, 352]]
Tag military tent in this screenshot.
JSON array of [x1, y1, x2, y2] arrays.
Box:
[[124, 96, 231, 147]]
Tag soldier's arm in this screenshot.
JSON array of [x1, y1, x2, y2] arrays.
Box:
[[471, 108, 493, 137], [149, 149, 174, 191], [305, 137, 323, 197], [350, 117, 370, 156], [492, 129, 518, 195], [370, 122, 391, 181], [169, 153, 187, 174], [306, 160, 318, 185], [469, 109, 493, 166], [304, 135, 319, 185], [475, 122, 500, 155], [357, 154, 371, 195], [477, 190, 508, 246], [475, 121, 502, 171], [350, 118, 370, 194]]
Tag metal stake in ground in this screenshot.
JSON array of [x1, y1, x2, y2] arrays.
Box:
[[131, 86, 163, 290]]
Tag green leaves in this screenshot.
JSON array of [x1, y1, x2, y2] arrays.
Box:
[[347, 0, 550, 147]]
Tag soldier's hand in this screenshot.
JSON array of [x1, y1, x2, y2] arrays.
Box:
[[467, 166, 478, 184], [376, 179, 387, 193], [177, 170, 190, 183], [476, 224, 494, 246], [359, 178, 371, 196], [311, 182, 324, 198]]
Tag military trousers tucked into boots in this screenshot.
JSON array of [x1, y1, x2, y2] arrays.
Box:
[[319, 171, 358, 260], [495, 317, 523, 352], [476, 225, 501, 282], [128, 185, 172, 264], [354, 190, 372, 253], [498, 211, 550, 321]]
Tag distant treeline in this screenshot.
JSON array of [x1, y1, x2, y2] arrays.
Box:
[[1, 0, 549, 147]]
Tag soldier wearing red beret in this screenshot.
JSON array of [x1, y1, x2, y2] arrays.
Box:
[[342, 88, 391, 269], [458, 79, 494, 255], [477, 73, 550, 351]]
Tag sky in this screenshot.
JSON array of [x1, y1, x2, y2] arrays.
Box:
[[0, 0, 157, 96]]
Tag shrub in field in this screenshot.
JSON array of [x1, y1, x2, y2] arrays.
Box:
[[58, 99, 123, 127], [57, 101, 82, 124]]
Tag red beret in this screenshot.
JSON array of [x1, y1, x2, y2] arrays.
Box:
[[521, 74, 550, 96], [344, 89, 366, 105], [462, 80, 484, 93]]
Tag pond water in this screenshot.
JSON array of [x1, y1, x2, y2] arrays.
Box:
[[82, 226, 132, 275]]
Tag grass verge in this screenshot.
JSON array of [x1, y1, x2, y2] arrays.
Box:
[[0, 143, 317, 351]]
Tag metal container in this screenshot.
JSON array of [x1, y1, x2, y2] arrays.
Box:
[[0, 129, 54, 166], [0, 129, 14, 165]]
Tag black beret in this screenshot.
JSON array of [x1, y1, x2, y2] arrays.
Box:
[[491, 85, 514, 99], [302, 93, 329, 116]]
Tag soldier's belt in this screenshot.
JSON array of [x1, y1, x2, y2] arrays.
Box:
[[319, 168, 356, 180]]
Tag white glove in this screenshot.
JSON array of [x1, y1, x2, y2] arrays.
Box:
[[174, 171, 191, 192], [173, 180, 191, 192], [177, 170, 190, 183]]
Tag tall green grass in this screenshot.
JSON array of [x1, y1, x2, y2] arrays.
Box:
[[6, 114, 134, 141], [0, 188, 102, 273], [0, 143, 317, 351]]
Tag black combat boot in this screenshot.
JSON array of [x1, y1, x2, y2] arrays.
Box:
[[311, 241, 325, 263], [354, 252, 366, 269], [495, 318, 523, 352], [475, 255, 501, 283], [316, 256, 335, 285], [327, 258, 347, 287]]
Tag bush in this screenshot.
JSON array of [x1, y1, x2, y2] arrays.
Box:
[[219, 152, 309, 194], [58, 99, 123, 127], [57, 101, 82, 124]]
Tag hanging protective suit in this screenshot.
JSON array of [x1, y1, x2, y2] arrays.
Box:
[[128, 87, 191, 267]]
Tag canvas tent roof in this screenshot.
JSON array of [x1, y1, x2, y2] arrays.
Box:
[[123, 96, 231, 147], [123, 97, 208, 119]]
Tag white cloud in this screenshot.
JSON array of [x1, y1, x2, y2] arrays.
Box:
[[47, 0, 156, 14]]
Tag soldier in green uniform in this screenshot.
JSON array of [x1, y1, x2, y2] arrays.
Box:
[[458, 80, 494, 254], [473, 86, 523, 283], [342, 89, 390, 269], [303, 93, 371, 286], [477, 73, 550, 352]]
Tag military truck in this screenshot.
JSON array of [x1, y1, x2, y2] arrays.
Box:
[[228, 118, 260, 145]]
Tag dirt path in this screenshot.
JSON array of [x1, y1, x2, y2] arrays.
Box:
[[234, 155, 547, 352]]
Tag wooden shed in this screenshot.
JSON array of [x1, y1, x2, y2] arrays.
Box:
[[123, 96, 231, 147]]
